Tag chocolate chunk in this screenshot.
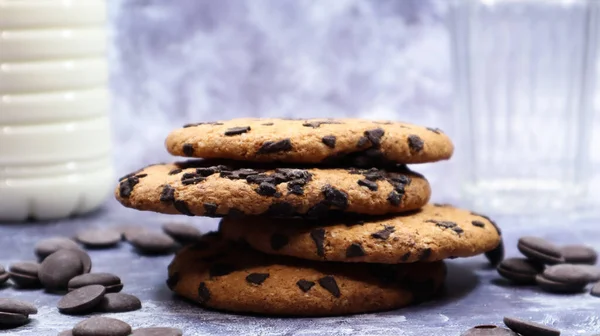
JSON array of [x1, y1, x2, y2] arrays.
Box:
[[246, 173, 272, 184], [68, 273, 122, 293], [58, 284, 106, 315], [287, 180, 306, 195], [128, 232, 175, 255], [561, 245, 598, 265], [182, 144, 194, 156], [267, 202, 295, 217], [497, 258, 544, 284], [321, 136, 337, 148], [419, 248, 432, 261], [389, 174, 411, 185], [461, 325, 518, 336], [471, 221, 485, 228], [98, 293, 142, 313], [322, 185, 348, 209], [407, 135, 424, 152], [181, 175, 205, 185], [183, 121, 223, 127], [76, 229, 121, 249], [162, 223, 202, 244], [73, 317, 132, 336], [173, 200, 194, 216], [318, 276, 341, 298], [209, 263, 234, 277], [296, 279, 315, 292], [196, 167, 217, 176], [39, 249, 84, 291], [364, 128, 385, 146], [426, 127, 442, 134], [0, 298, 38, 315], [503, 317, 561, 336], [310, 229, 326, 257], [356, 136, 369, 147], [364, 170, 385, 181], [224, 126, 250, 136], [246, 273, 269, 285], [371, 226, 395, 240], [256, 182, 278, 196], [257, 139, 293, 154], [168, 168, 182, 175], [166, 273, 179, 290], [518, 236, 564, 265], [357, 179, 378, 191], [270, 233, 289, 251], [119, 176, 139, 198], [132, 327, 183, 336], [203, 203, 218, 216], [346, 243, 366, 258], [400, 252, 412, 262], [198, 282, 211, 304], [387, 191, 402, 206], [160, 185, 175, 203], [485, 239, 505, 266], [276, 168, 312, 181]]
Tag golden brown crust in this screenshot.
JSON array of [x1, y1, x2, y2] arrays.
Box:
[[115, 160, 431, 218], [167, 234, 446, 316], [219, 204, 502, 264], [165, 118, 454, 165]]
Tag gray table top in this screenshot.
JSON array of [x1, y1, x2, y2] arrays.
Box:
[[1, 199, 599, 336]]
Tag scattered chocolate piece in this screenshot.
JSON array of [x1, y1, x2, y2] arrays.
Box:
[[117, 225, 148, 242], [98, 293, 142, 313], [357, 179, 378, 191], [0, 312, 28, 326], [318, 276, 341, 298], [497, 258, 544, 285], [270, 233, 289, 251], [322, 185, 348, 209], [536, 274, 586, 293], [518, 237, 564, 265], [72, 250, 93, 274], [118, 176, 139, 198], [0, 298, 38, 315], [256, 139, 293, 154], [364, 128, 385, 146], [9, 261, 41, 288], [173, 200, 194, 216], [182, 144, 194, 156], [132, 327, 183, 336], [76, 229, 121, 249], [261, 122, 274, 126], [461, 325, 518, 336], [346, 243, 366, 258], [58, 284, 106, 315], [128, 232, 175, 255], [471, 221, 486, 228], [73, 316, 132, 336], [256, 182, 278, 196], [39, 249, 85, 291], [68, 273, 123, 293], [162, 222, 202, 244], [34, 237, 81, 260], [246, 273, 269, 285], [542, 264, 600, 284], [407, 135, 424, 152], [387, 191, 402, 206], [224, 126, 251, 136], [296, 279, 315, 292], [321, 135, 336, 148], [503, 316, 560, 336], [371, 226, 395, 240], [486, 239, 505, 266], [160, 185, 175, 203], [561, 245, 598, 265], [310, 229, 326, 257]]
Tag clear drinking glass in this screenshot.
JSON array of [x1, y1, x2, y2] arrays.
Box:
[[449, 0, 599, 215]]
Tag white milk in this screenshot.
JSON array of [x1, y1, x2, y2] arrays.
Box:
[[0, 0, 113, 221]]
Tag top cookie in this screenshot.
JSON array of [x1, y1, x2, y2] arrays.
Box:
[[165, 118, 454, 165]]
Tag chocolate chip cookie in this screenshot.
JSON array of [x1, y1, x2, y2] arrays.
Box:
[[166, 234, 446, 316], [115, 160, 431, 218], [165, 118, 453, 166], [220, 204, 501, 263]]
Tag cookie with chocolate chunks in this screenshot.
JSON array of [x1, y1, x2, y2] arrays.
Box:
[[219, 204, 501, 264], [115, 160, 430, 218], [167, 234, 446, 316], [166, 118, 453, 165]]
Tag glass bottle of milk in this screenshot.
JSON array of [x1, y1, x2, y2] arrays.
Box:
[[0, 0, 113, 221]]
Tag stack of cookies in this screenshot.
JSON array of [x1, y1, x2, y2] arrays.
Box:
[[115, 118, 502, 316]]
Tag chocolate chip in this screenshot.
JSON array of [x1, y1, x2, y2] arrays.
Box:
[[266, 202, 295, 217], [76, 229, 121, 249], [196, 167, 216, 177], [257, 139, 293, 154], [471, 211, 501, 235], [256, 182, 278, 196], [346, 243, 365, 258], [364, 170, 385, 181], [296, 279, 315, 292], [407, 135, 424, 152], [73, 317, 132, 336], [322, 185, 348, 209], [0, 298, 38, 315], [58, 284, 106, 315], [128, 232, 175, 255], [262, 122, 274, 126], [117, 169, 141, 182], [118, 176, 139, 198], [561, 245, 598, 265], [203, 203, 218, 216], [302, 120, 342, 128], [39, 249, 84, 291], [246, 273, 269, 285], [162, 223, 202, 244], [173, 200, 194, 216], [98, 293, 142, 313], [518, 236, 564, 265], [419, 248, 432, 261], [321, 136, 336, 148], [160, 185, 175, 203], [168, 168, 182, 175], [209, 263, 234, 277], [182, 144, 194, 156], [485, 239, 505, 266], [183, 121, 223, 127], [497, 258, 544, 285], [270, 234, 289, 251], [318, 276, 341, 298], [371, 226, 395, 240], [310, 229, 326, 257], [132, 327, 183, 336], [461, 325, 518, 336], [503, 317, 560, 336], [427, 220, 463, 235], [0, 312, 28, 326], [287, 180, 307, 195], [400, 252, 412, 262], [166, 272, 179, 290], [198, 282, 211, 304], [9, 262, 41, 288], [224, 126, 250, 136], [387, 191, 402, 206], [364, 128, 385, 146], [356, 136, 369, 147], [68, 273, 122, 293], [471, 221, 485, 228], [181, 175, 205, 185], [426, 127, 442, 134], [357, 179, 378, 191]]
